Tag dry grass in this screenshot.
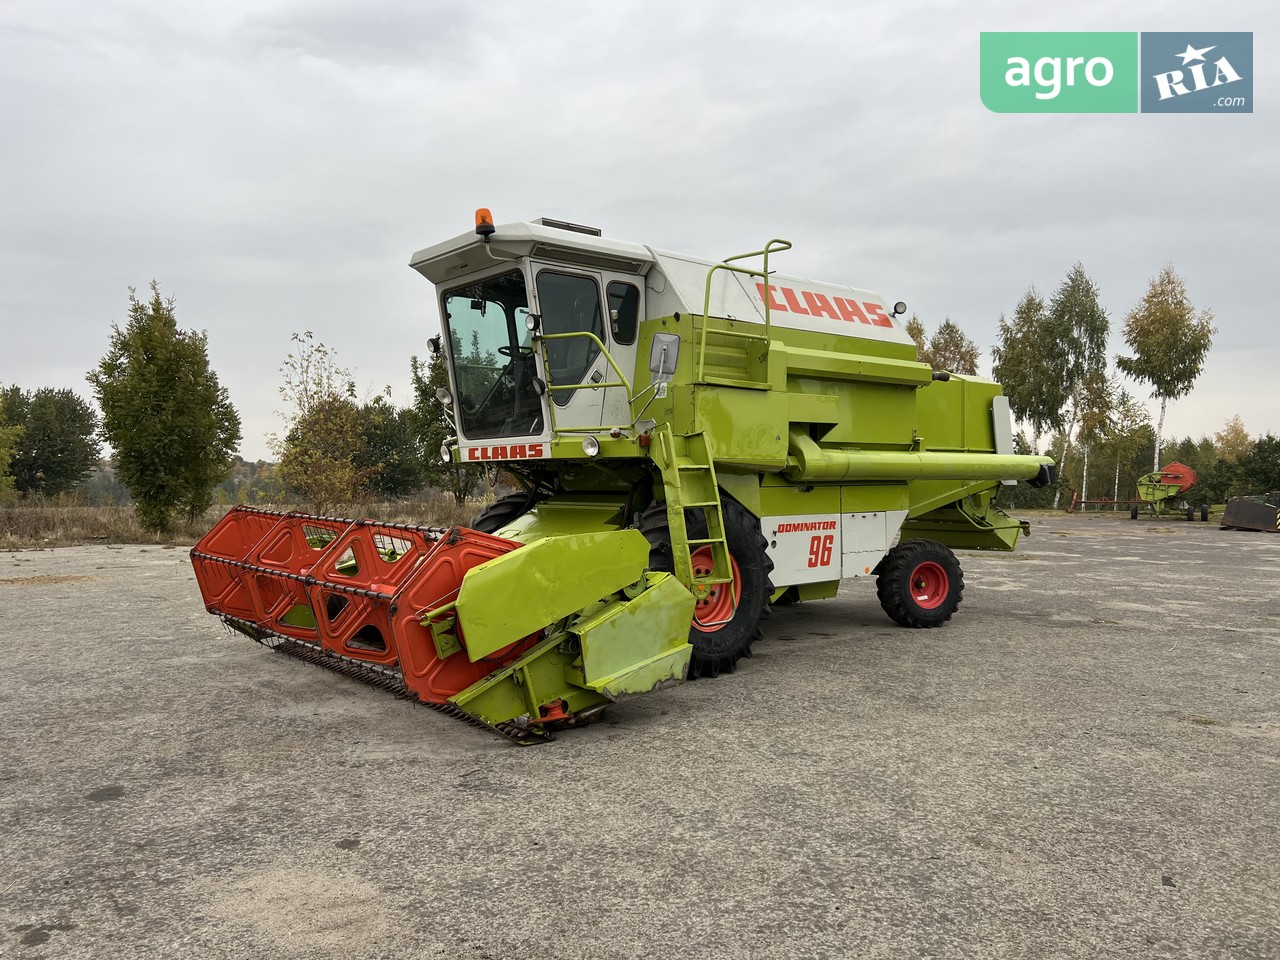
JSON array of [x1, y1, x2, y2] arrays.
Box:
[[0, 490, 493, 550]]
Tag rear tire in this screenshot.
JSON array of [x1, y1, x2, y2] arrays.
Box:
[[470, 493, 533, 534], [876, 539, 964, 629], [638, 497, 773, 678], [1200, 504, 1210, 522], [1130, 505, 1139, 520], [1186, 505, 1195, 522]]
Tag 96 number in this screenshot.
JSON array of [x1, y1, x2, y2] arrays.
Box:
[[807, 534, 834, 568]]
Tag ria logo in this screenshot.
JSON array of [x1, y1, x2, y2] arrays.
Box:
[[1141, 33, 1252, 112], [1154, 43, 1242, 100], [980, 32, 1254, 114]]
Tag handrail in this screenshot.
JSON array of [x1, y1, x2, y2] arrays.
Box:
[[697, 239, 791, 382], [533, 329, 635, 440], [537, 331, 634, 400]]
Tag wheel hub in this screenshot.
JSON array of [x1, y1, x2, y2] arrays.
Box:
[[909, 561, 949, 610], [689, 546, 742, 632]]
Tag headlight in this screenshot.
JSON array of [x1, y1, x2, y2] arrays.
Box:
[[582, 436, 600, 457]]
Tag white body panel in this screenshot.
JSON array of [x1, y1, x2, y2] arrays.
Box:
[[763, 510, 910, 586], [411, 222, 914, 348], [648, 251, 914, 348], [842, 510, 910, 577]]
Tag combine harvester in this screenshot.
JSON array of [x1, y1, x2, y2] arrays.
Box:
[[192, 212, 1054, 742], [1131, 462, 1209, 521]]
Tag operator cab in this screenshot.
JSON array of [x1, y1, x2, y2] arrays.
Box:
[[413, 214, 653, 455]]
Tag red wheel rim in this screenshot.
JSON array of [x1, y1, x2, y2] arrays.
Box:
[[909, 561, 949, 610], [689, 546, 742, 632]]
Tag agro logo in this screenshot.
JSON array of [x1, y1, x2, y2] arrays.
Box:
[[1140, 33, 1252, 113]]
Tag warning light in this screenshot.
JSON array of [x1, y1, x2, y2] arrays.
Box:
[[475, 208, 495, 241]]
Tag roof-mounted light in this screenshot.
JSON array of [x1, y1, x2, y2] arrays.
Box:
[[475, 208, 495, 242]]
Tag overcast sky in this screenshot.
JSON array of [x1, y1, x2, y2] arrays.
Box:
[[2, 1, 1274, 461]]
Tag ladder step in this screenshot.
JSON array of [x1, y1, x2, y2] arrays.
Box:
[[687, 538, 726, 546]]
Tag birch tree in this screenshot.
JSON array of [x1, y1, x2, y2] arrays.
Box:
[[1116, 265, 1216, 472], [1045, 263, 1109, 506]]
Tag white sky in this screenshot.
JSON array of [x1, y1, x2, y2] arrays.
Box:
[[1, 1, 1275, 460]]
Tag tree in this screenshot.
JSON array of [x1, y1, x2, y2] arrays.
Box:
[[1073, 371, 1116, 505], [355, 394, 427, 498], [280, 394, 367, 509], [992, 288, 1065, 453], [0, 406, 20, 505], [905, 314, 928, 358], [88, 283, 241, 533], [0, 386, 102, 496], [906, 315, 980, 375], [1231, 434, 1280, 495], [1212, 415, 1251, 464], [1098, 390, 1151, 504], [1115, 265, 1216, 472], [410, 351, 482, 506], [1045, 263, 1110, 506], [271, 331, 368, 511], [927, 319, 980, 375]]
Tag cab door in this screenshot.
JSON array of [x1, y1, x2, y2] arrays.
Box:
[[599, 274, 643, 429], [531, 265, 610, 431]]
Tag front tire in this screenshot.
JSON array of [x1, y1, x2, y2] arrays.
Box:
[[470, 493, 534, 534], [638, 497, 773, 678], [876, 539, 964, 628]]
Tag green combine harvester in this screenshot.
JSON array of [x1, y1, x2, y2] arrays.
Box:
[[192, 211, 1055, 742]]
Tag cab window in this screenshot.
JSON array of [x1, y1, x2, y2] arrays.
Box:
[[536, 271, 603, 406], [607, 281, 640, 345]]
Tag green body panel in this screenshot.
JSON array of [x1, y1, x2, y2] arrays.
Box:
[[836, 484, 912, 514], [567, 572, 695, 697], [1136, 478, 1182, 505], [449, 632, 605, 727], [717, 471, 763, 517], [693, 387, 788, 470], [759, 480, 843, 516], [899, 490, 1027, 552], [769, 580, 841, 603], [914, 375, 1005, 452], [454, 530, 648, 661], [490, 494, 628, 540], [449, 571, 693, 728]]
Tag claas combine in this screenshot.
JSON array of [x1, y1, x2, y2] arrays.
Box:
[[1130, 461, 1207, 521], [192, 211, 1055, 743]]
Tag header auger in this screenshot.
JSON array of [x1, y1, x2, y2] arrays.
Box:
[[192, 212, 1055, 742]]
